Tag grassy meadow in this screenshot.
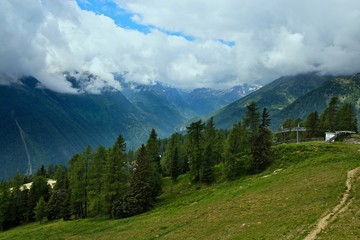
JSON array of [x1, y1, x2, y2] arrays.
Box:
[[1, 141, 360, 240]]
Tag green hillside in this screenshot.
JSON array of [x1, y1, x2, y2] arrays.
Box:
[[1, 141, 360, 239], [272, 73, 360, 129], [211, 73, 332, 130]]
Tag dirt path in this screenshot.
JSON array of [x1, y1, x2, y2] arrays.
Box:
[[304, 167, 360, 240]]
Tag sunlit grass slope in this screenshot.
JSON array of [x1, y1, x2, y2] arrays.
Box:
[[1, 142, 360, 240]]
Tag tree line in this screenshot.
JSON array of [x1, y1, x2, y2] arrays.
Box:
[[277, 96, 357, 141], [1, 97, 357, 231]]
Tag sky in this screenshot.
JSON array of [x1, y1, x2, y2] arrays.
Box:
[[0, 0, 360, 93]]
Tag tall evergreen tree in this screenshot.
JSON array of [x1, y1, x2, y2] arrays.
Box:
[[224, 122, 250, 180], [161, 133, 181, 177], [170, 146, 180, 182], [186, 120, 205, 182], [145, 129, 162, 198], [250, 108, 273, 174], [336, 103, 357, 132], [113, 145, 153, 218], [34, 197, 46, 223], [88, 145, 107, 216], [10, 172, 27, 225], [0, 181, 12, 230], [244, 102, 260, 135], [68, 153, 88, 219], [320, 96, 339, 131], [27, 176, 50, 222], [102, 135, 127, 217], [305, 111, 321, 138]]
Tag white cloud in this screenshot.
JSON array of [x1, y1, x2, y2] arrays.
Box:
[[117, 0, 360, 82], [0, 0, 360, 93]]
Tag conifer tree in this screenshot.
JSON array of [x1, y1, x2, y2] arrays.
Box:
[[27, 176, 50, 222], [88, 145, 107, 216], [305, 111, 321, 138], [250, 108, 273, 174], [336, 103, 357, 132], [113, 145, 153, 218], [0, 181, 12, 230], [68, 153, 88, 219], [161, 133, 181, 177], [34, 197, 46, 223], [146, 129, 162, 198], [186, 120, 205, 182], [102, 135, 127, 217], [170, 146, 180, 182], [10, 172, 27, 225], [320, 96, 339, 131], [224, 122, 250, 180], [244, 102, 260, 135], [51, 165, 71, 220]]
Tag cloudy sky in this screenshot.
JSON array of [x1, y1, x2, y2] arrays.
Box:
[[1, 0, 360, 93]]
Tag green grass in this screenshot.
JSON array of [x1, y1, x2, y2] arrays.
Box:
[[1, 142, 360, 240]]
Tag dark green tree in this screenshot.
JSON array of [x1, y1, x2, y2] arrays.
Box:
[[170, 146, 180, 182], [224, 122, 250, 180], [113, 145, 153, 218], [201, 144, 214, 184], [10, 172, 27, 225], [0, 181, 12, 230], [27, 176, 50, 222], [88, 145, 107, 216], [336, 103, 357, 132], [161, 133, 181, 178], [146, 129, 162, 198], [250, 108, 273, 174], [34, 197, 46, 223], [102, 135, 127, 217], [244, 102, 260, 135], [320, 96, 339, 131], [259, 108, 271, 128], [305, 111, 321, 138], [46, 189, 71, 221], [68, 153, 88, 219], [186, 120, 205, 182]]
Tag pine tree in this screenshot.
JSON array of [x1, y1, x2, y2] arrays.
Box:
[[250, 108, 273, 174], [259, 108, 271, 128], [336, 103, 357, 132], [320, 96, 339, 131], [51, 165, 71, 220], [224, 122, 250, 180], [250, 128, 273, 173], [186, 120, 205, 182], [27, 176, 50, 222], [170, 146, 180, 182], [305, 111, 321, 138], [244, 102, 260, 135], [102, 135, 127, 217], [68, 153, 88, 219], [0, 181, 12, 230], [162, 133, 181, 177], [146, 129, 162, 198], [201, 144, 214, 184], [34, 197, 46, 223], [10, 172, 27, 225], [88, 145, 107, 216], [113, 145, 153, 218]]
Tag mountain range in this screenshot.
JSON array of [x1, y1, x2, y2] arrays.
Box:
[[1, 72, 359, 180], [0, 74, 258, 179]]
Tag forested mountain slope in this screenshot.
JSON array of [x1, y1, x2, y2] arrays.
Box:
[[211, 73, 334, 130], [272, 73, 360, 129]]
